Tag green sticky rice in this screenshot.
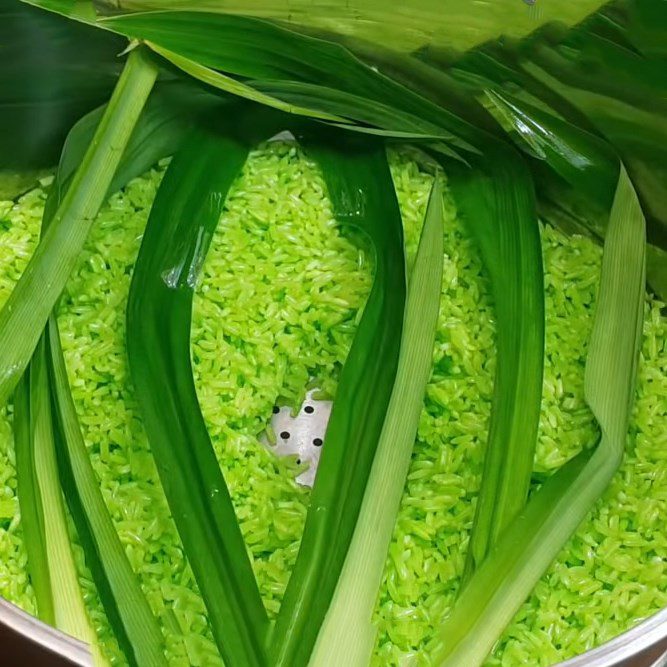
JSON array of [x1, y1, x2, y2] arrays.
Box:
[[0, 141, 665, 666]]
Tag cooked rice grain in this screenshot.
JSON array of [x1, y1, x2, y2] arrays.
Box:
[[0, 142, 665, 667]]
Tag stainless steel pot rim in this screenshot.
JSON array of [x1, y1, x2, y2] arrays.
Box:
[[2, 594, 666, 666], [557, 606, 667, 666], [0, 596, 90, 665]]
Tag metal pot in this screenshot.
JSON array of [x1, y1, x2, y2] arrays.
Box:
[[2, 594, 666, 666]]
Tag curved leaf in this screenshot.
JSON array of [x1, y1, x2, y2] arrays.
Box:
[[98, 10, 479, 152], [435, 165, 646, 667], [271, 132, 406, 667], [310, 179, 445, 667], [126, 114, 286, 667], [440, 145, 544, 580]]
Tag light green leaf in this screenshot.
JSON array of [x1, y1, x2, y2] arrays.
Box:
[[0, 47, 158, 407], [16, 338, 102, 661]]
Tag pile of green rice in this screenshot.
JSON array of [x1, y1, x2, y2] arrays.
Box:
[[0, 142, 665, 666]]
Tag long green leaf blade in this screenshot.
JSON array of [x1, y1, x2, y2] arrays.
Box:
[[16, 73, 173, 663], [310, 178, 445, 667], [434, 165, 646, 667], [146, 43, 344, 121], [252, 79, 466, 152], [13, 373, 55, 625], [98, 10, 478, 153], [127, 121, 275, 667], [0, 46, 158, 407], [47, 315, 166, 667], [442, 145, 544, 579], [19, 338, 102, 661], [271, 134, 406, 667]]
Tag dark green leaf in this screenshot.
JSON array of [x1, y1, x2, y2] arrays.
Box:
[[433, 165, 646, 667], [46, 79, 224, 221], [310, 179, 445, 667], [97, 10, 479, 153], [38, 104, 168, 663], [126, 113, 287, 667], [271, 132, 406, 667], [439, 144, 544, 580], [0, 0, 124, 169]]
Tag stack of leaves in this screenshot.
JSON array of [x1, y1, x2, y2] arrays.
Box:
[[0, 0, 661, 666]]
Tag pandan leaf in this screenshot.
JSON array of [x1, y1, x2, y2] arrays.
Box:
[[13, 373, 54, 625], [251, 80, 467, 154], [47, 317, 167, 667], [97, 11, 478, 151], [271, 132, 406, 667], [93, 0, 607, 54], [36, 109, 169, 664], [15, 68, 202, 667], [434, 165, 645, 667], [310, 178, 445, 667], [126, 112, 287, 667], [480, 87, 667, 300], [47, 79, 226, 220], [0, 1, 124, 169], [146, 43, 346, 121], [439, 143, 544, 580], [0, 47, 158, 408], [14, 338, 101, 661]]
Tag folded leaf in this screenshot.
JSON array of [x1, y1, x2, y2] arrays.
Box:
[[97, 10, 478, 152], [441, 144, 544, 580], [13, 373, 54, 625], [434, 165, 645, 667], [310, 178, 444, 667], [271, 132, 406, 667], [15, 338, 101, 660], [126, 115, 284, 667], [47, 80, 223, 222]]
